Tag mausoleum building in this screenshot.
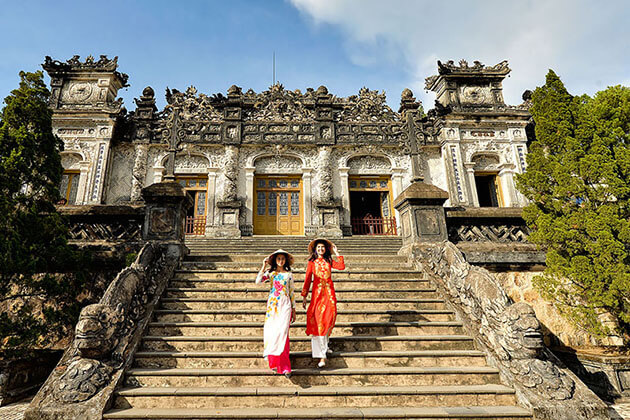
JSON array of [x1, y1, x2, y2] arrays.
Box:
[[44, 56, 532, 238]]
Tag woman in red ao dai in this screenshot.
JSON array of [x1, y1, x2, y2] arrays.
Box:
[[301, 239, 345, 368]]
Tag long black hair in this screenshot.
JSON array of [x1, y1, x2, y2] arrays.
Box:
[[269, 253, 292, 272], [308, 240, 333, 264]]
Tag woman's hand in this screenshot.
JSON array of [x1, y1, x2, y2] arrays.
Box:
[[291, 308, 296, 323], [302, 298, 308, 309], [260, 257, 269, 270], [332, 244, 339, 256]]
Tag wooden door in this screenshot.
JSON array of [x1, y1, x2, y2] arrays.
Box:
[[254, 176, 303, 235]]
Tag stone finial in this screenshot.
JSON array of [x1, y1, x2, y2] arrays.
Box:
[[227, 85, 242, 97], [398, 88, 422, 114], [316, 85, 329, 96], [142, 86, 155, 98], [401, 88, 414, 100]]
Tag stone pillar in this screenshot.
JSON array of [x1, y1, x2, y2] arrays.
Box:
[[243, 166, 255, 236], [391, 167, 405, 231], [338, 166, 351, 235], [77, 161, 90, 204], [153, 165, 165, 184], [204, 169, 218, 233], [302, 167, 314, 235], [315, 146, 342, 238], [464, 163, 479, 207], [393, 182, 449, 255], [130, 144, 149, 202], [141, 182, 192, 242], [499, 164, 518, 207]]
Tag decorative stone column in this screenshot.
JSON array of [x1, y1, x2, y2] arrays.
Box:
[[141, 181, 192, 242], [391, 167, 405, 231], [464, 162, 479, 207], [338, 166, 351, 235], [499, 164, 518, 207], [130, 144, 148, 202], [315, 146, 342, 238], [204, 169, 218, 234], [393, 182, 449, 255], [213, 145, 242, 238], [242, 166, 255, 236], [302, 167, 314, 235], [77, 161, 90, 204]]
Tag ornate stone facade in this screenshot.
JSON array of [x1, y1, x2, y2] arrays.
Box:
[[45, 56, 531, 237]]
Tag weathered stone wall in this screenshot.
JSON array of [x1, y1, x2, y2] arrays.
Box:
[[24, 241, 184, 420], [494, 270, 624, 348], [415, 241, 609, 420], [104, 144, 135, 204]]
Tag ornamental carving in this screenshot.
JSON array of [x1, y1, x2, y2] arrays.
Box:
[[460, 86, 492, 105], [424, 242, 575, 401], [61, 153, 82, 170], [254, 154, 303, 172], [244, 84, 315, 122], [340, 87, 398, 122], [165, 86, 223, 122], [67, 82, 94, 102], [175, 154, 210, 170], [472, 154, 500, 171], [347, 155, 391, 172], [437, 59, 510, 75], [221, 146, 239, 202]]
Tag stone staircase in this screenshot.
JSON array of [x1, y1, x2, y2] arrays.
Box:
[[104, 237, 532, 419]]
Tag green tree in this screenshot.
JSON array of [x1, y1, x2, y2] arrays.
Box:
[[517, 70, 630, 341], [0, 71, 89, 357]]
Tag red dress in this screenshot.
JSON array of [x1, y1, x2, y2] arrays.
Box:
[[301, 256, 345, 336]]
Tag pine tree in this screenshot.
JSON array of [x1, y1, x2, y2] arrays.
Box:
[[0, 71, 89, 357], [517, 70, 630, 341]]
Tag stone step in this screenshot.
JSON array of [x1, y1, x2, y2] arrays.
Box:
[[114, 384, 517, 409], [169, 279, 430, 289], [104, 405, 532, 419], [147, 321, 464, 337], [163, 288, 439, 300], [174, 270, 425, 280], [153, 309, 455, 323], [159, 298, 447, 311], [124, 366, 502, 388], [133, 350, 488, 369], [140, 335, 475, 352], [185, 239, 403, 247], [185, 254, 411, 263], [181, 262, 415, 270]]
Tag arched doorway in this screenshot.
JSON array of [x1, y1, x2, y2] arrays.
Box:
[[345, 155, 397, 235], [252, 155, 304, 235]]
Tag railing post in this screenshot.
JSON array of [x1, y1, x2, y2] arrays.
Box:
[[141, 182, 193, 242], [393, 182, 449, 254]]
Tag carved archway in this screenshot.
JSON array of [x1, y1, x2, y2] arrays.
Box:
[[471, 153, 501, 172], [345, 154, 393, 174], [250, 153, 305, 173]]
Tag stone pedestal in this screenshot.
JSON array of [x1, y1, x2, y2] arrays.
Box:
[[393, 182, 449, 254], [314, 201, 343, 238], [141, 182, 192, 242], [211, 200, 242, 238]]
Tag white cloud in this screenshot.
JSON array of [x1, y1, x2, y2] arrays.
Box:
[[290, 0, 630, 107]]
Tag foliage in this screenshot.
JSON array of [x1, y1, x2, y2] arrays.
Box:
[[516, 70, 630, 341], [0, 71, 91, 358]]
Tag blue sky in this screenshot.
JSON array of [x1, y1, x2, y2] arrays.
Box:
[[0, 0, 628, 111]]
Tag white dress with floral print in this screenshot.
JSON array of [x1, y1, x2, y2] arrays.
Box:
[[256, 270, 295, 357]]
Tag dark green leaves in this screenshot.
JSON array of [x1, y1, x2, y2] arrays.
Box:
[[517, 71, 630, 341]]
